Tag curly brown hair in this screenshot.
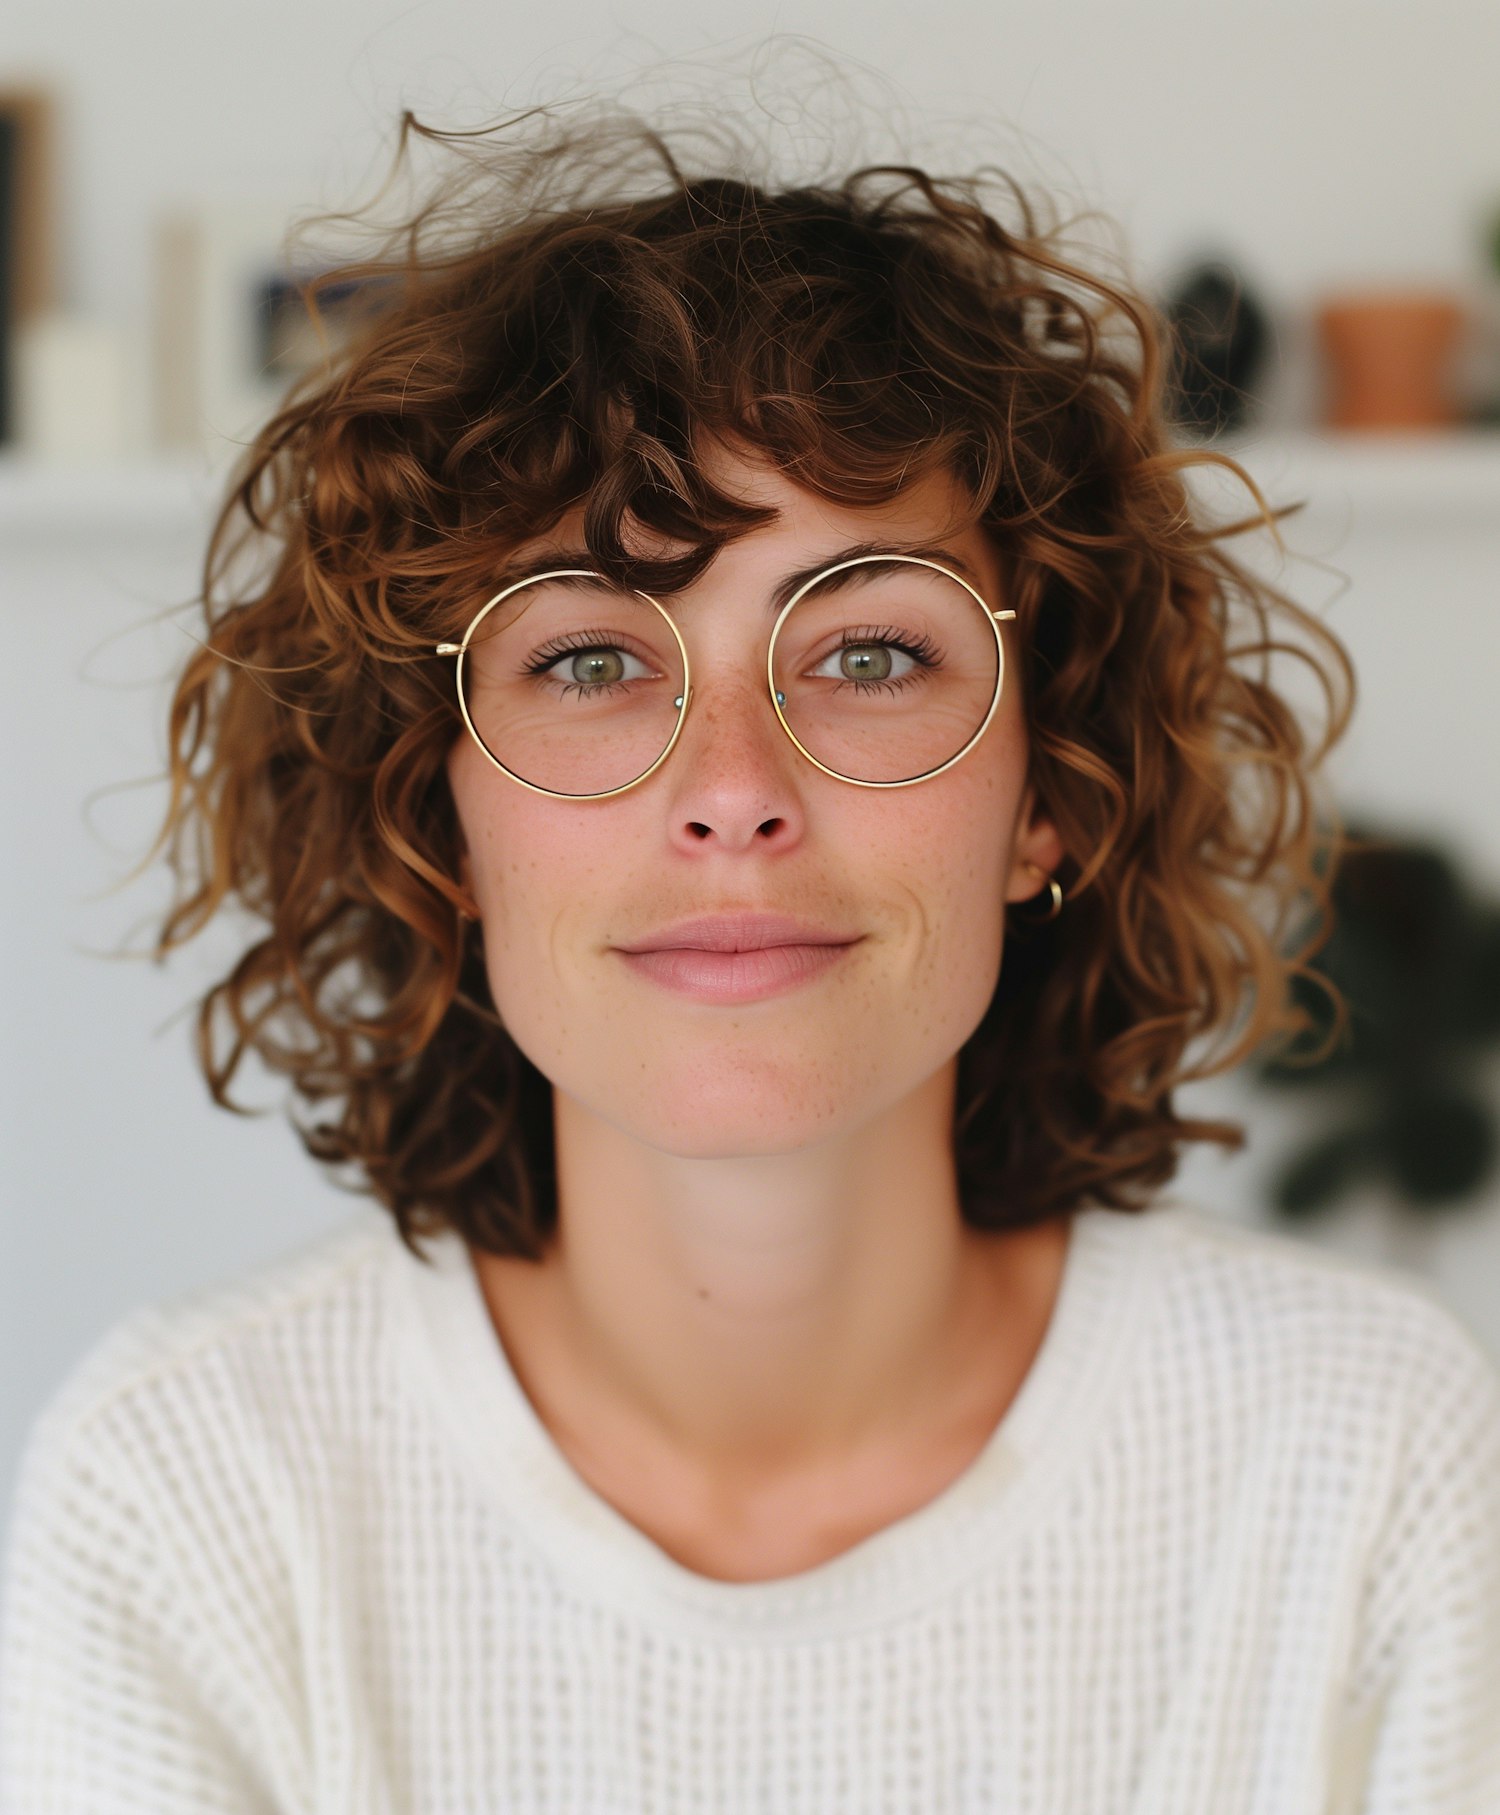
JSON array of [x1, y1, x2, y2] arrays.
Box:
[[139, 100, 1356, 1264]]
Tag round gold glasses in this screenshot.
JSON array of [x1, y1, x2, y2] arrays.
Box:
[[436, 552, 1017, 800]]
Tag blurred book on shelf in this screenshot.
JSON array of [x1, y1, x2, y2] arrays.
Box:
[[151, 201, 389, 458]]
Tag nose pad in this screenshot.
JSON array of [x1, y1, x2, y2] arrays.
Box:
[[667, 673, 799, 779], [675, 688, 786, 707]]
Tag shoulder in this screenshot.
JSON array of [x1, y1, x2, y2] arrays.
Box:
[[10, 1212, 406, 1521], [1134, 1196, 1496, 1366], [1115, 1204, 1500, 1779], [0, 1219, 420, 1808], [1113, 1197, 1500, 1458], [1102, 1201, 1500, 1651]]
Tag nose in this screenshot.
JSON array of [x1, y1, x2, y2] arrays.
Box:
[[658, 661, 808, 852], [668, 660, 799, 780]]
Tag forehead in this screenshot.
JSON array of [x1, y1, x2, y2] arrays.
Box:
[[507, 444, 995, 591], [696, 441, 980, 535]]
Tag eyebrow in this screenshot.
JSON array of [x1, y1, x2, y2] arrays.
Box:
[[486, 540, 987, 613]]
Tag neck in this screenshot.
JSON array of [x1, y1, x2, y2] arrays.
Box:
[[470, 1061, 1064, 1494]]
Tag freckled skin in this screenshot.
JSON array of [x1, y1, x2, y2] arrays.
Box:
[[442, 444, 1068, 1554]]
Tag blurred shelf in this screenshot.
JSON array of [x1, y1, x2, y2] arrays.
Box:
[[1181, 427, 1500, 526], [0, 451, 227, 540], [1, 430, 1498, 541]]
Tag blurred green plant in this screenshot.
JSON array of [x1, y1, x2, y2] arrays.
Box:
[[1254, 823, 1500, 1221]]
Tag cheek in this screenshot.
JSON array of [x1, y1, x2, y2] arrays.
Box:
[[449, 744, 562, 978], [450, 740, 587, 912], [879, 767, 1014, 1005], [469, 810, 597, 995], [947, 754, 1022, 970], [448, 749, 635, 1065], [902, 735, 1016, 899]]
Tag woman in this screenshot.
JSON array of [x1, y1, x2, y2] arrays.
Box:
[[2, 101, 1497, 1813]]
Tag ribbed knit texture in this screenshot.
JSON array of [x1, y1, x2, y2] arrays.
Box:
[[2, 1198, 1498, 1813]]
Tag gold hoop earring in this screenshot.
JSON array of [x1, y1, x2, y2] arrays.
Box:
[[1013, 861, 1064, 921]]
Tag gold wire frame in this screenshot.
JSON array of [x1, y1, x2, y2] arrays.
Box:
[[434, 553, 1017, 799]]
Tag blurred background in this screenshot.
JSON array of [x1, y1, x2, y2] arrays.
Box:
[[3, 2, 1500, 1517]]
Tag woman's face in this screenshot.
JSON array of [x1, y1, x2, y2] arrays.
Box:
[[446, 445, 1061, 1157]]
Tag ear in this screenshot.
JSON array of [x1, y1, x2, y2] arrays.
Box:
[[1004, 783, 1066, 904]]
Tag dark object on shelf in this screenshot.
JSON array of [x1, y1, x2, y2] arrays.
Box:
[[0, 89, 57, 448], [1160, 257, 1270, 439], [1253, 823, 1500, 1222]]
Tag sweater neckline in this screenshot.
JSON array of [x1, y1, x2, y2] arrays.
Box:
[[390, 1202, 1157, 1642]]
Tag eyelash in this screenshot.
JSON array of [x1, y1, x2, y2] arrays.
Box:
[[519, 625, 946, 696]]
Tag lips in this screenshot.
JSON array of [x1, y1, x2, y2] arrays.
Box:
[[617, 912, 858, 955], [617, 940, 857, 1004]]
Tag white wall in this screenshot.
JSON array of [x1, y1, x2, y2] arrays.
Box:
[[4, 3, 1500, 1519], [10, 3, 1500, 382]]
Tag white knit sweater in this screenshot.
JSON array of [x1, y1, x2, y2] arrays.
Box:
[[2, 1198, 1498, 1814]]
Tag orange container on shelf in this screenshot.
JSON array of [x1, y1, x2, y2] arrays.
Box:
[[1315, 291, 1467, 430]]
